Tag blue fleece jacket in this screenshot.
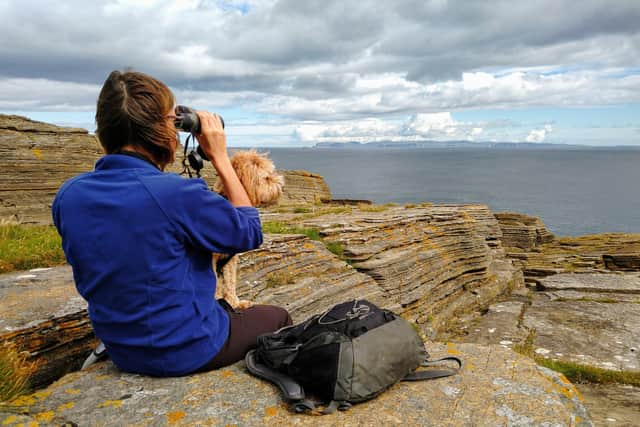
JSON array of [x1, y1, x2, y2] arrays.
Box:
[[52, 154, 262, 376]]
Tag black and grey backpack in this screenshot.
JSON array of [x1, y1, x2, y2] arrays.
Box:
[[245, 299, 462, 414]]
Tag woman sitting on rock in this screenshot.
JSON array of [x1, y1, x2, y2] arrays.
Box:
[[52, 70, 291, 376]]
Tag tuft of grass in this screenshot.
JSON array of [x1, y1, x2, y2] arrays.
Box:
[[325, 241, 344, 258], [0, 343, 35, 403], [261, 221, 322, 241], [265, 270, 296, 288], [513, 328, 640, 387], [357, 203, 397, 212], [0, 225, 66, 273], [293, 207, 311, 214], [535, 358, 640, 387]]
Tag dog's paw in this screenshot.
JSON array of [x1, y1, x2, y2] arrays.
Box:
[[236, 299, 254, 310]]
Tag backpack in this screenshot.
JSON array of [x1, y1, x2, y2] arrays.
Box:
[[245, 299, 462, 414]]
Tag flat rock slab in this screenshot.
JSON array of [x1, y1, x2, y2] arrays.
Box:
[[462, 301, 528, 347], [0, 266, 84, 332], [575, 384, 640, 427], [538, 273, 640, 294], [1, 343, 592, 427], [523, 295, 640, 371]]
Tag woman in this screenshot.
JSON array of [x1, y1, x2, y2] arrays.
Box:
[[52, 70, 291, 376]]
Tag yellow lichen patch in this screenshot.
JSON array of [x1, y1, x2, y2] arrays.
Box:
[[34, 412, 54, 422], [221, 370, 234, 378], [31, 149, 43, 160], [2, 415, 18, 425], [264, 406, 278, 417], [64, 389, 81, 395], [57, 402, 74, 411], [465, 361, 475, 371], [8, 395, 36, 406], [32, 391, 50, 400], [166, 411, 186, 424], [95, 375, 110, 381], [446, 343, 461, 356], [98, 400, 123, 409]]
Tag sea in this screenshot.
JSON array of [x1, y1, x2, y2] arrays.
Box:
[[263, 147, 640, 237]]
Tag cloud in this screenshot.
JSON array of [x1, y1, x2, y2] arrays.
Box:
[[0, 0, 639, 145], [526, 125, 553, 143]]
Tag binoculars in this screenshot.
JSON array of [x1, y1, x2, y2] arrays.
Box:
[[174, 105, 224, 163]]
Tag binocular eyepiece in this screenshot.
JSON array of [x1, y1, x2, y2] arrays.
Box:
[[174, 105, 225, 135], [174, 105, 224, 165]]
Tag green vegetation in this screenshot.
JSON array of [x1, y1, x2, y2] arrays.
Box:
[[357, 203, 398, 212], [0, 343, 34, 403], [535, 358, 640, 387], [265, 270, 296, 288], [513, 328, 640, 387], [324, 241, 344, 258], [261, 221, 321, 241], [293, 207, 311, 214], [0, 225, 65, 273]]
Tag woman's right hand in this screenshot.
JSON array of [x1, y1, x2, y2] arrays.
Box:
[[195, 111, 228, 166]]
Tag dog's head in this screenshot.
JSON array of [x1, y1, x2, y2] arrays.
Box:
[[214, 150, 284, 207]]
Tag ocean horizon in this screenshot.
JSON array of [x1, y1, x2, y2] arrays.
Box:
[[262, 146, 640, 237]]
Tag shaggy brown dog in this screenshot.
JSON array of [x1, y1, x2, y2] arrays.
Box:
[[212, 150, 284, 309]]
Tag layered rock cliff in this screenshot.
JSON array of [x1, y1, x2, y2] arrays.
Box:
[[0, 115, 102, 224]]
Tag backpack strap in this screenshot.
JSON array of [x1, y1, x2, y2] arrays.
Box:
[[402, 356, 462, 381], [245, 350, 305, 401], [81, 340, 108, 370]]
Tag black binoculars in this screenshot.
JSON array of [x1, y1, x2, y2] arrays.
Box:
[[174, 105, 225, 134], [174, 105, 224, 163]]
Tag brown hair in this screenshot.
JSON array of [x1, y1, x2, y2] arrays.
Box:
[[95, 70, 176, 170]]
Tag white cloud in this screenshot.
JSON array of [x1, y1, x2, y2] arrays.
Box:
[[1, 1, 639, 145], [526, 124, 553, 143], [294, 118, 398, 143]]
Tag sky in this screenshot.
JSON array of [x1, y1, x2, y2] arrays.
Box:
[[0, 0, 639, 147]]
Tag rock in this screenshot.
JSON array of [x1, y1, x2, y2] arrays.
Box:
[[0, 343, 593, 426], [0, 114, 102, 224], [537, 273, 640, 294], [495, 212, 555, 250], [603, 253, 640, 271], [276, 169, 332, 205], [501, 230, 640, 282], [463, 273, 640, 372], [461, 301, 528, 347], [293, 204, 523, 333], [0, 266, 94, 389], [522, 295, 640, 372], [575, 383, 640, 427], [234, 234, 390, 321]]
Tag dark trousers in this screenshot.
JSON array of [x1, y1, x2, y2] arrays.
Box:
[[195, 303, 292, 372]]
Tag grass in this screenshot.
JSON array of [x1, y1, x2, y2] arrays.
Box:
[[0, 225, 66, 273], [261, 221, 322, 241], [357, 203, 398, 212], [535, 358, 640, 387], [0, 343, 35, 403], [265, 270, 296, 288], [324, 241, 344, 258], [513, 328, 640, 387]]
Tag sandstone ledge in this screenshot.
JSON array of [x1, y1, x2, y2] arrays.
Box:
[[1, 343, 592, 427]]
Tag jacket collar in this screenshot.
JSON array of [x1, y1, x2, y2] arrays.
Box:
[[95, 154, 163, 173]]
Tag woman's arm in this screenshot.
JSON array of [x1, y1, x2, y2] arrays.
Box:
[[195, 111, 252, 207]]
